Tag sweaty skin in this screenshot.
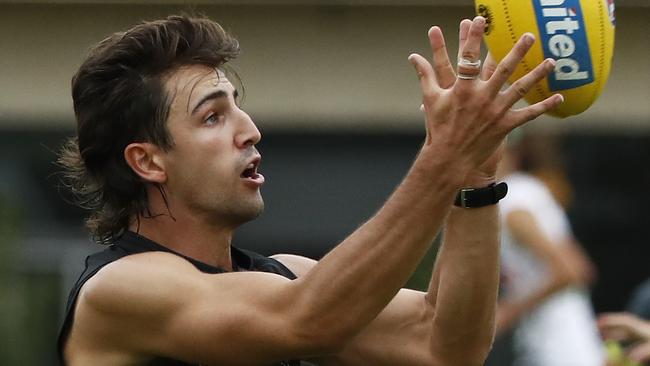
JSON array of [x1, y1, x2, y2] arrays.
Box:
[[63, 17, 563, 366]]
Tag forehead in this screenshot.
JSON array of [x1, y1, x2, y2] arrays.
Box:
[[165, 65, 235, 112]]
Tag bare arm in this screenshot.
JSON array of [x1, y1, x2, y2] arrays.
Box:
[[275, 203, 501, 366], [421, 25, 504, 365], [279, 199, 499, 366], [426, 205, 500, 365], [282, 206, 500, 366], [273, 255, 438, 366]]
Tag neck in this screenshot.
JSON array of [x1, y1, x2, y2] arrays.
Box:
[[129, 211, 236, 271]]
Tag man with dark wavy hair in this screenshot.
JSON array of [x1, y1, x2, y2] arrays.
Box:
[[57, 14, 562, 366]]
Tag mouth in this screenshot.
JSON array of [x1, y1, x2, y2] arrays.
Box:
[[240, 156, 265, 186]]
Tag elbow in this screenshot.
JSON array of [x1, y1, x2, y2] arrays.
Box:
[[554, 272, 573, 289], [553, 266, 582, 289], [429, 349, 492, 366], [286, 323, 348, 356], [463, 339, 495, 366], [428, 322, 495, 366], [428, 352, 491, 366], [280, 283, 360, 356], [440, 339, 494, 366], [284, 311, 351, 356]]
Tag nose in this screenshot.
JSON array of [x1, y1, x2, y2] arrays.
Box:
[[234, 109, 261, 148]]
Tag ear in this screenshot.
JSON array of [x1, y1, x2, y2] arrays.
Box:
[[124, 142, 167, 184]]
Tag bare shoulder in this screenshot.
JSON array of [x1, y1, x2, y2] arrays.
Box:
[[67, 250, 312, 364], [271, 253, 318, 277], [80, 251, 297, 320], [66, 252, 204, 364], [79, 251, 201, 316]]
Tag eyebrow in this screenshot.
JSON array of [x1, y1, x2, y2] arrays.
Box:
[[190, 89, 239, 116]]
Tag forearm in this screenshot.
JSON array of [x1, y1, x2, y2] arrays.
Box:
[[427, 204, 500, 364], [291, 148, 466, 344]]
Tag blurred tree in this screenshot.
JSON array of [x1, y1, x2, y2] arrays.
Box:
[[0, 192, 61, 365], [0, 193, 24, 364]]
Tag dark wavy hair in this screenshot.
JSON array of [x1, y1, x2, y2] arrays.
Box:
[[58, 15, 240, 244]]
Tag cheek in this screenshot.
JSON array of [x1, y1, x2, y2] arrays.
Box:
[[169, 143, 234, 184], [165, 126, 236, 185], [166, 155, 231, 202]]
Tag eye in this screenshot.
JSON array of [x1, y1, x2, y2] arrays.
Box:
[[205, 112, 225, 126]]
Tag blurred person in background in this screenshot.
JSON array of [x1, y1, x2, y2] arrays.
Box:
[[56, 14, 564, 366], [0, 193, 24, 364], [495, 134, 605, 366]]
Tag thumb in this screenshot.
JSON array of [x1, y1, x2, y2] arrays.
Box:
[[408, 53, 441, 103]]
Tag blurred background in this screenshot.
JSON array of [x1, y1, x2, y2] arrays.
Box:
[[0, 0, 648, 364]]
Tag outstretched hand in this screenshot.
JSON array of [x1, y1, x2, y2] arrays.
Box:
[[598, 312, 650, 363], [410, 16, 563, 186]]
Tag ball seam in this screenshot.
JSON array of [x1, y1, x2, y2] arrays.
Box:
[[501, 0, 546, 103], [596, 0, 606, 101]]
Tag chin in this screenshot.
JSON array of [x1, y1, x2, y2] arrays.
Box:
[[243, 201, 264, 221], [227, 198, 264, 226]]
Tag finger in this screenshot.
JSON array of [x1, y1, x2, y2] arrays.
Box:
[[598, 313, 641, 340], [501, 58, 556, 108], [428, 26, 456, 89], [456, 16, 486, 85], [629, 342, 650, 363], [408, 53, 442, 101], [481, 52, 498, 81], [486, 33, 536, 94], [456, 19, 473, 64], [458, 16, 485, 64], [508, 93, 564, 129], [602, 328, 634, 342], [599, 313, 638, 327], [602, 313, 650, 338]]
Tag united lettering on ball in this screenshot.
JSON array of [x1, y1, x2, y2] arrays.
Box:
[[474, 0, 615, 117], [534, 0, 593, 90]]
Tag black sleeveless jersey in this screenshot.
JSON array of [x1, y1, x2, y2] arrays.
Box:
[[57, 231, 301, 366]]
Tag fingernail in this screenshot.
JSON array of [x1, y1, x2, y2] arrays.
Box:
[[546, 58, 556, 70], [524, 33, 535, 45], [557, 94, 565, 103], [475, 16, 485, 24]]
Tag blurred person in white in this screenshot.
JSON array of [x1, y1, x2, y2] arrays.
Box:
[[496, 134, 605, 366]]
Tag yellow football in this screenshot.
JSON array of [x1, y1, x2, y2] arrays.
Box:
[[475, 0, 616, 117]]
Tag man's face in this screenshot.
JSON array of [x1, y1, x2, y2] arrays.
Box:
[[161, 65, 265, 226]]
